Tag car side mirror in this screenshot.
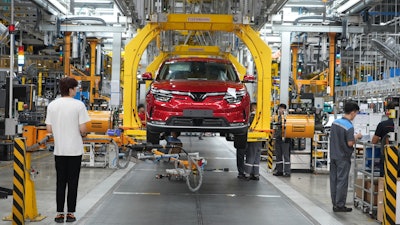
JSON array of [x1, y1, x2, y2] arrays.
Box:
[[243, 74, 256, 83], [142, 72, 153, 80]]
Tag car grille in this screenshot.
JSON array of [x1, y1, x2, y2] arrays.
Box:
[[167, 117, 229, 127]]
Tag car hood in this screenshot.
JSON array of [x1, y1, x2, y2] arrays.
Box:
[[151, 80, 245, 92]]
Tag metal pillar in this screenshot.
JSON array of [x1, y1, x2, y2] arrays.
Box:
[[110, 32, 122, 108], [280, 32, 291, 106]]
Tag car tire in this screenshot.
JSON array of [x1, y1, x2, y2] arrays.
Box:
[[234, 133, 247, 149], [147, 131, 160, 145]]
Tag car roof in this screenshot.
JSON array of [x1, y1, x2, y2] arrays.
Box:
[[165, 57, 231, 64]]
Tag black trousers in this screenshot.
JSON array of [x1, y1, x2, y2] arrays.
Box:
[[237, 147, 246, 175], [55, 155, 82, 213]]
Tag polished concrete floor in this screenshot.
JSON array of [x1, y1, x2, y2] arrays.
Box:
[[0, 135, 379, 225]]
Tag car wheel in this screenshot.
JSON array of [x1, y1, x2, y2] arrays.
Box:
[[234, 133, 248, 149], [147, 131, 160, 144]]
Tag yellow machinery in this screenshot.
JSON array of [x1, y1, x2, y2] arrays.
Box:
[[86, 110, 113, 133], [63, 33, 110, 108], [123, 13, 273, 142], [291, 33, 336, 97], [272, 114, 315, 138]]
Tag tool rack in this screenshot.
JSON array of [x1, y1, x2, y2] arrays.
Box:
[[312, 132, 330, 173], [353, 141, 380, 218]]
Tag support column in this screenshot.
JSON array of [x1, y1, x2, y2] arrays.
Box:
[[88, 39, 98, 104], [280, 32, 291, 106], [328, 33, 336, 96], [111, 32, 122, 108], [64, 32, 72, 76]]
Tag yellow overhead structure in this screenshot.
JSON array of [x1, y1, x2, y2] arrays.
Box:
[[144, 45, 246, 79], [291, 32, 336, 97], [123, 14, 272, 141]]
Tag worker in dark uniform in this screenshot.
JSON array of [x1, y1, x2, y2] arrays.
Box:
[[273, 103, 291, 177], [371, 102, 398, 177], [236, 146, 247, 179], [244, 102, 262, 180], [329, 101, 362, 212]]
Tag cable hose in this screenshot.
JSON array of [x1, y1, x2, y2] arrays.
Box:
[[186, 155, 203, 192], [82, 138, 131, 169], [177, 147, 203, 192]]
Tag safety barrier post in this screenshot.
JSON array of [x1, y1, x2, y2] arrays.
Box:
[[11, 138, 25, 225], [383, 145, 398, 225], [3, 138, 45, 224], [267, 133, 274, 171], [24, 142, 45, 221]]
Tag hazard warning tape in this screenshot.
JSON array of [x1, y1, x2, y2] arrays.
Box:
[[267, 133, 274, 170], [383, 145, 398, 225], [12, 138, 25, 225]]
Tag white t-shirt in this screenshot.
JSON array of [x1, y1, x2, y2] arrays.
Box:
[[45, 97, 91, 156]]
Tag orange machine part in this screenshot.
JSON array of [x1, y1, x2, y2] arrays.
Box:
[[23, 125, 37, 147], [273, 114, 315, 138], [23, 125, 48, 149], [87, 110, 113, 133]]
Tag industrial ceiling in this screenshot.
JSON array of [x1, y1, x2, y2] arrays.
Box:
[[0, 0, 398, 50]]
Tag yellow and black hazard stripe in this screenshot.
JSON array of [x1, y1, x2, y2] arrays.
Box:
[[383, 145, 398, 225], [12, 138, 25, 225], [267, 133, 274, 170]]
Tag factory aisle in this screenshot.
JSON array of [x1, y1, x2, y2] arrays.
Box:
[[0, 135, 378, 225]]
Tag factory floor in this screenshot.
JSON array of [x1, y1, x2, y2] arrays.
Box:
[[0, 135, 379, 225]]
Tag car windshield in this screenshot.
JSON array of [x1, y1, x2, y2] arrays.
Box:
[[156, 61, 239, 82]]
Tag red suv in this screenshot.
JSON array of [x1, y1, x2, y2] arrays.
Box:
[[145, 57, 251, 149]]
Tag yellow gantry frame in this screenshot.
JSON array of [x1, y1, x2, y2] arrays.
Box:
[[123, 14, 272, 141], [145, 45, 246, 79]]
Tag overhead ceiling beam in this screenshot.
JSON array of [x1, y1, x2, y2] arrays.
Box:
[[272, 24, 363, 33], [114, 0, 130, 16], [0, 14, 43, 40], [268, 0, 290, 14], [40, 24, 126, 33], [30, 0, 68, 16], [72, 2, 114, 9], [272, 24, 398, 34]]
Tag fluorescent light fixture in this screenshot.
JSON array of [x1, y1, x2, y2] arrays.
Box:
[[336, 0, 361, 13]]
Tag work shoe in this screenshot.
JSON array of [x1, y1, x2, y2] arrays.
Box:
[[237, 174, 249, 180], [66, 213, 76, 222], [273, 171, 283, 176], [250, 175, 260, 181], [54, 213, 64, 223], [282, 173, 291, 177], [333, 206, 352, 212]]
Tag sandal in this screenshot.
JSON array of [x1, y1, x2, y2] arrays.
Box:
[[54, 213, 64, 223], [66, 213, 76, 222]]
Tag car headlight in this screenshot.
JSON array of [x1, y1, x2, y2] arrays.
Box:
[[151, 88, 172, 102], [224, 88, 247, 104]]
